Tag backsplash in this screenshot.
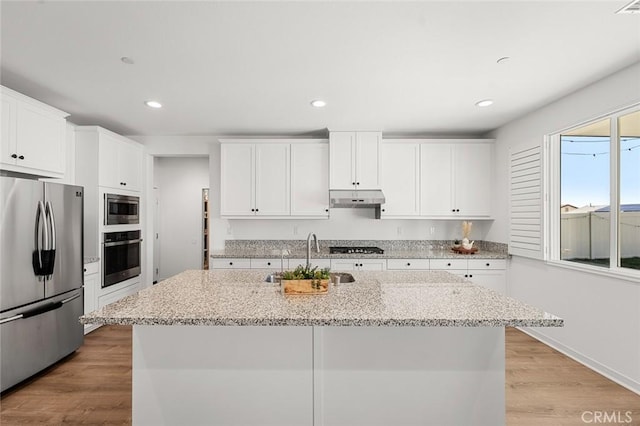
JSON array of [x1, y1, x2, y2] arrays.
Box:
[[224, 239, 508, 255]]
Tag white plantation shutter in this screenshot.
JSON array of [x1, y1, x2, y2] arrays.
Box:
[[509, 145, 544, 259]]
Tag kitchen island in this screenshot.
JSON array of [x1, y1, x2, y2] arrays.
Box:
[[82, 269, 562, 426]]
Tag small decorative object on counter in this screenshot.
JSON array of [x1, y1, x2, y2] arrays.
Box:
[[281, 264, 330, 295], [453, 221, 477, 254]]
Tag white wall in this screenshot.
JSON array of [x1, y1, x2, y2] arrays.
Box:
[[489, 61, 640, 393], [154, 157, 209, 280]]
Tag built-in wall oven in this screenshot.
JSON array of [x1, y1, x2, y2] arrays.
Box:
[[105, 194, 139, 225], [102, 230, 142, 288]]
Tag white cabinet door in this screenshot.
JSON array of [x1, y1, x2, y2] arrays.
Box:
[[355, 132, 381, 189], [359, 259, 386, 271], [255, 144, 290, 216], [98, 133, 120, 189], [291, 143, 329, 216], [331, 259, 386, 271], [220, 144, 255, 216], [454, 143, 492, 217], [16, 102, 66, 174], [381, 143, 420, 217], [330, 259, 358, 271], [420, 144, 454, 216], [329, 132, 356, 189], [1, 94, 17, 165], [118, 141, 143, 191]]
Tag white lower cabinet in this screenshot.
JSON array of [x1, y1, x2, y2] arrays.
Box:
[[211, 258, 251, 269], [331, 259, 386, 271], [386, 259, 430, 270], [289, 258, 331, 269], [466, 259, 507, 294], [83, 262, 100, 334]]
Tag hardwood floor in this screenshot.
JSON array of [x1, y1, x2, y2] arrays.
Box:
[[1, 326, 638, 425]]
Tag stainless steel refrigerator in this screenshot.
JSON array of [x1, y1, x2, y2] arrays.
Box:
[[0, 177, 84, 392]]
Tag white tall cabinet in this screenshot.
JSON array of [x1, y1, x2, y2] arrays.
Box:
[[1, 86, 68, 178], [329, 131, 381, 190]]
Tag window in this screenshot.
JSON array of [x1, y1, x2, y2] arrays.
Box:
[[551, 105, 640, 275]]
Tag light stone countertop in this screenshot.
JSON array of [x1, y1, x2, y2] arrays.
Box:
[[81, 270, 562, 328]]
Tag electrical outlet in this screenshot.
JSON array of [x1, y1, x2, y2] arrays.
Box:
[[397, 226, 402, 236], [293, 226, 299, 235], [430, 226, 436, 235], [226, 226, 232, 235]]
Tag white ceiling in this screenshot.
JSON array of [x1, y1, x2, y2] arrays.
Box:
[[1, 1, 639, 137]]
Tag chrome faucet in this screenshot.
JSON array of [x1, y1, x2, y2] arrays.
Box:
[[306, 233, 319, 269]]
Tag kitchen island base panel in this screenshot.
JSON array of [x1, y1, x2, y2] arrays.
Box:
[[132, 325, 505, 426]]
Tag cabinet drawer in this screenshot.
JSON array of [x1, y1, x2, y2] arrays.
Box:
[[210, 258, 251, 269], [289, 258, 331, 269], [83, 262, 99, 275], [430, 259, 468, 270], [386, 259, 430, 270], [251, 258, 284, 269], [467, 259, 507, 270]]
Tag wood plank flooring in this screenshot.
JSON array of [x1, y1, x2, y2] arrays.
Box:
[[1, 326, 638, 425]]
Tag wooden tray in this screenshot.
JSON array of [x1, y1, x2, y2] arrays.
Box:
[[282, 279, 329, 295], [451, 246, 478, 254]]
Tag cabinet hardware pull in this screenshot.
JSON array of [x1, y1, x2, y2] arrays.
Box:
[[18, 155, 24, 160], [469, 274, 473, 278], [447, 263, 451, 266], [486, 263, 490, 267], [456, 209, 459, 212], [11, 154, 17, 158], [406, 263, 410, 266], [267, 262, 271, 266], [451, 209, 455, 212], [325, 208, 329, 212], [352, 182, 356, 186], [255, 208, 259, 212], [356, 182, 360, 185], [229, 262, 233, 265], [382, 209, 385, 212], [251, 208, 255, 212]]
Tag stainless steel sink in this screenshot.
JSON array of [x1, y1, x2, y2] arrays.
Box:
[[264, 272, 355, 284]]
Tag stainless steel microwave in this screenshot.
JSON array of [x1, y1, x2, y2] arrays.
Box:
[[105, 193, 139, 225]]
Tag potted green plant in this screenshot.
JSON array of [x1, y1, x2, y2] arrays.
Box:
[[281, 265, 331, 295]]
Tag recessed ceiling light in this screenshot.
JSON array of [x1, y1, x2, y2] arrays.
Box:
[[475, 99, 494, 107], [145, 100, 162, 109], [121, 57, 135, 65], [310, 100, 326, 108], [496, 57, 510, 64]]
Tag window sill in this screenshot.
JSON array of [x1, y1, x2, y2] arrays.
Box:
[[546, 259, 640, 284]]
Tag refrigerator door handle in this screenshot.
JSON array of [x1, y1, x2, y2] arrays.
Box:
[[61, 293, 80, 304], [46, 201, 56, 251], [45, 201, 57, 279], [0, 314, 24, 325], [33, 201, 48, 275]]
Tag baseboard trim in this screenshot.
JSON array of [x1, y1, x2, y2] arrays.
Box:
[[84, 324, 102, 335], [518, 327, 640, 396]]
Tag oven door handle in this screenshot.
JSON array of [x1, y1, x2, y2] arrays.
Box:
[[103, 238, 143, 247]]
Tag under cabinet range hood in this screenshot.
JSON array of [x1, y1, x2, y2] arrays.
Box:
[[329, 189, 385, 219]]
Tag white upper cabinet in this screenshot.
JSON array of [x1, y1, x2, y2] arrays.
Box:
[[420, 141, 492, 218], [1, 86, 68, 178], [220, 143, 254, 216], [420, 144, 454, 216], [380, 142, 420, 217], [255, 144, 290, 216], [76, 126, 144, 193], [220, 142, 290, 216], [291, 143, 329, 217], [330, 131, 381, 190]]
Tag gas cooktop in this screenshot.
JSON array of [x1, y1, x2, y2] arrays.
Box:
[[329, 246, 385, 255]]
